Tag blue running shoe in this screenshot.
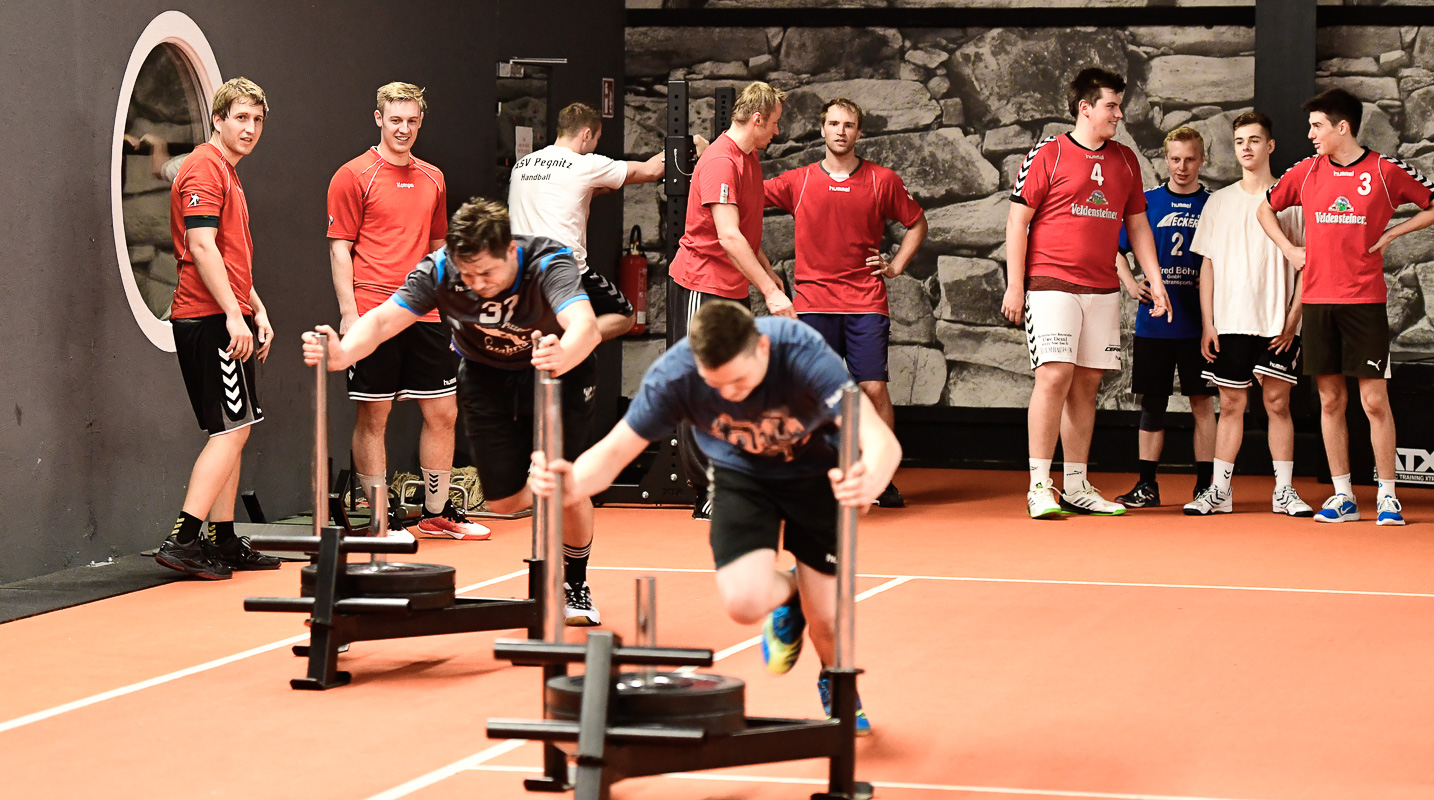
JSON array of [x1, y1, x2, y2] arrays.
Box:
[[1377, 495, 1406, 526], [761, 586, 806, 674], [1314, 493, 1360, 523], [817, 675, 871, 736]]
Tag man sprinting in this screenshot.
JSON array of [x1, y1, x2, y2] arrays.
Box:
[[764, 97, 927, 508]]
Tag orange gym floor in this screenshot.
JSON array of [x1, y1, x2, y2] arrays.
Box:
[[3, 468, 1434, 800]]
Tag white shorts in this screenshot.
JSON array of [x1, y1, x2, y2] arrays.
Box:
[[1024, 290, 1121, 371]]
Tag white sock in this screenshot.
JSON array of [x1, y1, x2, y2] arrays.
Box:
[[1331, 473, 1353, 498], [1064, 462, 1090, 492], [1273, 461, 1294, 489], [1213, 458, 1235, 493], [423, 468, 451, 515], [1378, 478, 1397, 501], [1029, 458, 1052, 490], [356, 472, 385, 505]]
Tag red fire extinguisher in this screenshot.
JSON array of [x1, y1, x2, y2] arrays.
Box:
[[618, 225, 648, 335]]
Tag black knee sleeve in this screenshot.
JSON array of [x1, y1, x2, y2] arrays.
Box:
[[1138, 393, 1169, 433]]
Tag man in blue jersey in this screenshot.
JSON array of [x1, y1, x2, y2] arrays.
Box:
[[1114, 128, 1216, 508]]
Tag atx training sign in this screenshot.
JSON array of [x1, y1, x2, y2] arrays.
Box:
[[1395, 447, 1434, 484]]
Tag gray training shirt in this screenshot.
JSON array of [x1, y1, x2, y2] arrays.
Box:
[[391, 234, 589, 369]]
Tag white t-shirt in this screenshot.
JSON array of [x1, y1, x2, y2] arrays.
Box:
[[507, 144, 628, 272], [1190, 181, 1305, 338]]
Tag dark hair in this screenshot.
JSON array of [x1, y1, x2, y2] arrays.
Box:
[[446, 198, 511, 260], [688, 300, 760, 368], [821, 97, 864, 130], [1231, 111, 1275, 139], [1303, 89, 1363, 136], [1067, 68, 1126, 118], [556, 102, 602, 139]]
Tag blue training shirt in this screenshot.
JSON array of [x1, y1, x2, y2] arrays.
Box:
[[624, 317, 855, 478], [1119, 184, 1209, 340]]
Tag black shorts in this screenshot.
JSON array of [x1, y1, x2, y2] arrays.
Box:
[[173, 314, 264, 436], [582, 269, 634, 319], [456, 355, 597, 500], [1202, 334, 1302, 389], [798, 313, 891, 383], [347, 321, 459, 402], [1131, 335, 1215, 397], [1303, 303, 1390, 378], [709, 466, 838, 575]]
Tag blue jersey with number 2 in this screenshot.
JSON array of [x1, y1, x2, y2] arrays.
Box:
[[1119, 185, 1209, 339]]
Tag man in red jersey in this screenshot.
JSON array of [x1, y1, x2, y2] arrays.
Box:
[[154, 78, 281, 579], [668, 80, 791, 519], [1001, 68, 1172, 520], [765, 98, 927, 508], [1259, 88, 1434, 526], [327, 82, 487, 540]]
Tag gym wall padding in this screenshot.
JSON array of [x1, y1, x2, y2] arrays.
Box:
[[0, 0, 625, 584]]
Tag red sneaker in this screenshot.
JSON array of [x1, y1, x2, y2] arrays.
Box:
[[411, 501, 491, 540]]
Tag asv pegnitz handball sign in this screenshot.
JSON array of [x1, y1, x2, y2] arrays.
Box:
[[1395, 447, 1434, 485]]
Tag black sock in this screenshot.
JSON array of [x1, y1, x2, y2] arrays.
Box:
[[1195, 461, 1214, 490], [563, 543, 591, 585], [207, 520, 237, 545], [1139, 460, 1158, 484], [171, 512, 203, 544]]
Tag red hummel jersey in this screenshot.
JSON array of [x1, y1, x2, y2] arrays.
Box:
[[327, 148, 447, 320], [1266, 149, 1433, 304], [765, 160, 924, 314], [1010, 134, 1146, 290], [668, 132, 765, 300], [170, 143, 254, 319]]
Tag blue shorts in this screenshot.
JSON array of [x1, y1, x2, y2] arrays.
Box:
[[797, 313, 890, 383]]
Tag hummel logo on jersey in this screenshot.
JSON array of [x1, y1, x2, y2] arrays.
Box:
[[397, 182, 414, 188], [825, 553, 838, 564], [1332, 170, 1355, 177], [1315, 196, 1367, 224], [187, 193, 200, 207], [827, 185, 851, 193], [1088, 190, 1109, 206], [1329, 196, 1354, 212]]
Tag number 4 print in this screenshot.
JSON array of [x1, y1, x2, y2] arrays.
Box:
[[1090, 162, 1104, 186]]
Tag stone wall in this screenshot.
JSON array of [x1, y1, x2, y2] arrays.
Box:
[[623, 24, 1434, 408]]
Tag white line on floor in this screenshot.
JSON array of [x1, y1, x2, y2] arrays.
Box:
[[0, 568, 530, 736], [463, 764, 1272, 800], [362, 739, 527, 800]]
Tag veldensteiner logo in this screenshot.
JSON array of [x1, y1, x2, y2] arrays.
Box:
[[1314, 196, 1367, 225], [1071, 190, 1118, 220]]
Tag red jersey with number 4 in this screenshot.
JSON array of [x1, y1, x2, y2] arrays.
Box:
[[1266, 150, 1433, 304], [1010, 134, 1146, 290], [668, 132, 765, 300], [764, 160, 924, 314], [170, 142, 254, 319], [327, 148, 447, 321]]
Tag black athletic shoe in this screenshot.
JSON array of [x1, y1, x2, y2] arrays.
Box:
[[214, 535, 282, 570], [876, 482, 905, 508], [154, 534, 232, 580], [692, 497, 713, 522], [1115, 480, 1161, 509]]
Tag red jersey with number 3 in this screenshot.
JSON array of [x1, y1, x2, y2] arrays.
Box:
[[170, 142, 254, 319], [1010, 134, 1146, 290], [327, 148, 447, 321], [1266, 149, 1433, 304], [764, 160, 924, 314]]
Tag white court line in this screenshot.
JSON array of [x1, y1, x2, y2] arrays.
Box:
[[593, 565, 1434, 600], [0, 567, 530, 736], [369, 576, 916, 797], [463, 765, 1271, 800]]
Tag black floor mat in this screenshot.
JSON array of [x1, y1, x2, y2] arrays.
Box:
[[0, 554, 192, 624]]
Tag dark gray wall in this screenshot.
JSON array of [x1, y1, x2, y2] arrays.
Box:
[[0, 0, 624, 583]]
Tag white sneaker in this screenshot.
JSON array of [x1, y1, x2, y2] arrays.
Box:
[[1059, 484, 1126, 515], [1027, 482, 1063, 519], [1272, 485, 1314, 517], [1184, 485, 1233, 516], [563, 581, 601, 627]]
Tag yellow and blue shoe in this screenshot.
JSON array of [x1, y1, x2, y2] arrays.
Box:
[[761, 589, 806, 674], [818, 675, 871, 736]]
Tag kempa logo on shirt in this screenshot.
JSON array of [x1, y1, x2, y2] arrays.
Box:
[[1315, 196, 1367, 224], [396, 182, 414, 188], [187, 193, 200, 207]]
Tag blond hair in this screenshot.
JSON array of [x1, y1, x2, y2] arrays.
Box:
[[732, 81, 787, 124], [211, 77, 267, 130], [376, 82, 427, 114], [1164, 126, 1205, 154], [556, 102, 602, 139], [821, 97, 864, 130]]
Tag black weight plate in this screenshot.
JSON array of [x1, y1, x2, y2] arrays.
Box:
[[300, 585, 456, 611], [546, 672, 746, 734], [300, 562, 456, 594]]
